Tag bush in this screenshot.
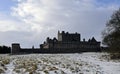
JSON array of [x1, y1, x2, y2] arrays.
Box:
[[110, 53, 120, 60]]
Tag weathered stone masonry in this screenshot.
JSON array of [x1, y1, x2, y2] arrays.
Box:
[[12, 31, 101, 54]]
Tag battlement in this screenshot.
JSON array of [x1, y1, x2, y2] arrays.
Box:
[[58, 31, 81, 42]]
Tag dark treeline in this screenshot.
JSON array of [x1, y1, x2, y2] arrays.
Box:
[[0, 46, 11, 53]]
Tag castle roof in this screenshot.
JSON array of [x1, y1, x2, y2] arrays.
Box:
[[91, 37, 97, 42]]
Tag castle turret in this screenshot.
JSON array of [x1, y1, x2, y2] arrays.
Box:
[[11, 43, 21, 54], [58, 31, 62, 41]]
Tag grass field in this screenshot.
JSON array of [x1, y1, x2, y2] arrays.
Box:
[[0, 53, 120, 74]]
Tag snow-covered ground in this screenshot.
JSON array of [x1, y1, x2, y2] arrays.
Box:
[[0, 53, 120, 74]]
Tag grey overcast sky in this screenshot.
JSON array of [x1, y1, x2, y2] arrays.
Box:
[[0, 0, 120, 47]]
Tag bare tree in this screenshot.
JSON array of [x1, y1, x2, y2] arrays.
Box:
[[102, 8, 120, 52]]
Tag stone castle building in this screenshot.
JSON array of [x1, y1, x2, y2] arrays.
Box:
[[41, 31, 101, 52], [12, 31, 101, 54]]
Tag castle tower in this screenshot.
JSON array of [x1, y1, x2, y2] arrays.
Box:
[[58, 30, 62, 41], [58, 31, 81, 42], [11, 43, 21, 54]]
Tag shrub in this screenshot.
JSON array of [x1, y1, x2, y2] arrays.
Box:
[[110, 53, 120, 60]]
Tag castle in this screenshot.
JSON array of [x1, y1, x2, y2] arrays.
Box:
[[12, 31, 101, 54]]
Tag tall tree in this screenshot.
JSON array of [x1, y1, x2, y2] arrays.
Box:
[[102, 8, 120, 52]]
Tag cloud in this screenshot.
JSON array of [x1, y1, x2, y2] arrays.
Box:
[[0, 13, 31, 32], [0, 0, 120, 47], [0, 31, 33, 47]]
